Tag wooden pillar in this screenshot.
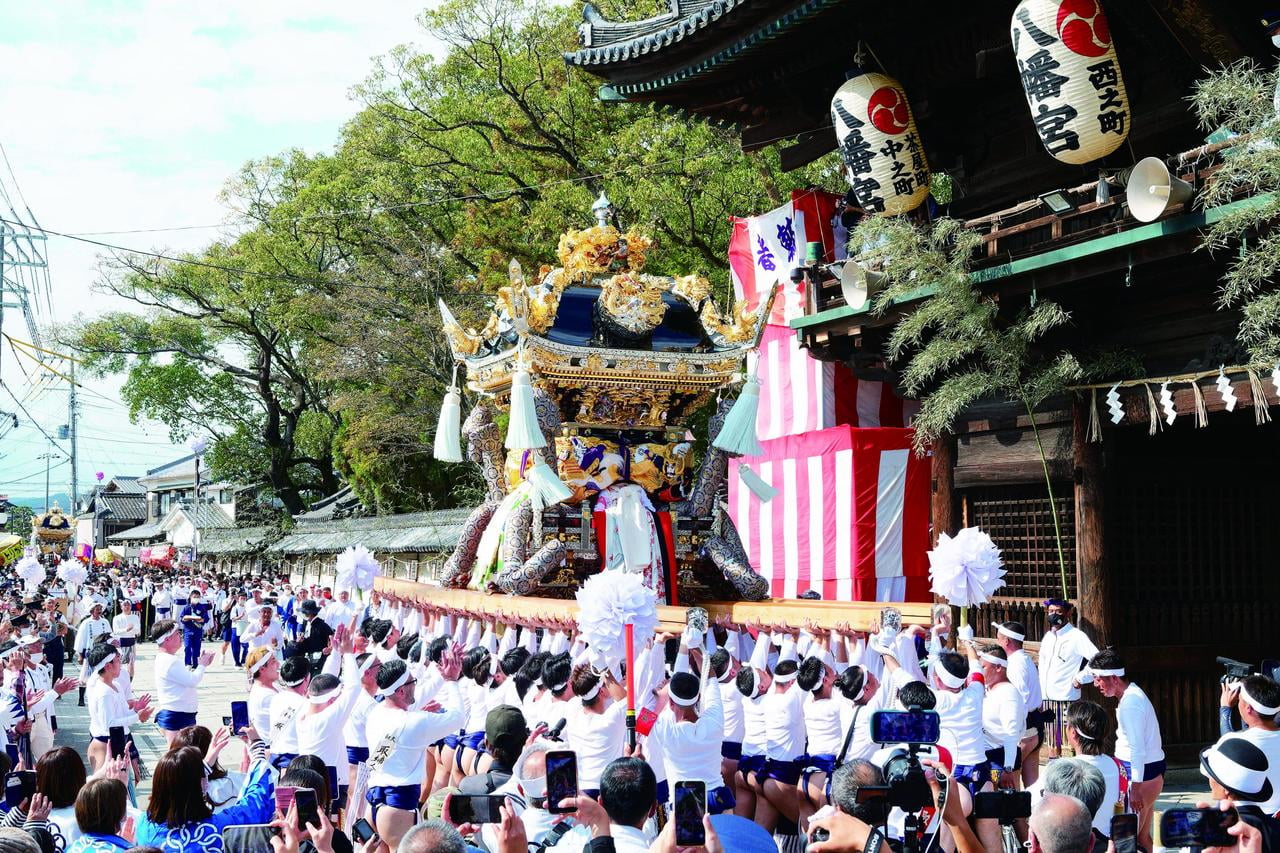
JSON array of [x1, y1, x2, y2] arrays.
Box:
[[1072, 398, 1112, 646], [931, 431, 960, 545]]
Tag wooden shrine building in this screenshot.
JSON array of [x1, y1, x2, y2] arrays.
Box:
[[568, 1, 1280, 759]]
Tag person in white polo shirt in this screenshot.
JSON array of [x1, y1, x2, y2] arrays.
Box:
[[112, 599, 141, 679], [1037, 598, 1099, 758], [150, 619, 213, 746]]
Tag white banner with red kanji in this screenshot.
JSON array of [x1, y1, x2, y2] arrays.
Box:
[[728, 426, 930, 601]]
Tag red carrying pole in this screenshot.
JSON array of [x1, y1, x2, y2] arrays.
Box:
[[624, 622, 636, 751]]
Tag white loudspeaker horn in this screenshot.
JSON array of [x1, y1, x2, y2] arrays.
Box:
[[1125, 157, 1194, 223], [838, 261, 885, 310]]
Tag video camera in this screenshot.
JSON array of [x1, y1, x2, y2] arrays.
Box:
[[854, 709, 941, 813], [1217, 657, 1280, 684]]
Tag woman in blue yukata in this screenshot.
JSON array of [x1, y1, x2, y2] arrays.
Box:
[[135, 727, 273, 852], [66, 778, 132, 851]]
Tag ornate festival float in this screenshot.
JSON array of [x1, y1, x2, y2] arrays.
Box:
[[30, 505, 74, 558], [375, 195, 932, 629]]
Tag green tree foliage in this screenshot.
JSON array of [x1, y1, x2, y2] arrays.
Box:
[[854, 216, 1131, 597], [63, 0, 839, 514], [3, 505, 34, 538], [1192, 60, 1280, 364]]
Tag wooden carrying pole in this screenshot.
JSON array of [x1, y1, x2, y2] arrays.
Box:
[[375, 578, 935, 632]]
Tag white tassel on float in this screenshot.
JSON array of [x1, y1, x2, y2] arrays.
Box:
[[713, 374, 763, 456], [433, 366, 464, 463]]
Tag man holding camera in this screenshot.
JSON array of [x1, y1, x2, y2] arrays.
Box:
[[1037, 599, 1099, 759], [1220, 673, 1280, 816]]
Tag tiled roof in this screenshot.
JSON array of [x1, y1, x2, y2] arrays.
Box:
[[294, 486, 364, 523], [107, 521, 165, 542], [177, 501, 235, 529], [197, 526, 278, 556], [98, 494, 147, 521], [108, 477, 144, 495], [267, 508, 472, 556], [565, 0, 752, 67]]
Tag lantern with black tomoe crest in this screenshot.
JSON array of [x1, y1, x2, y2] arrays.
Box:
[[1011, 0, 1130, 165], [830, 72, 930, 217]]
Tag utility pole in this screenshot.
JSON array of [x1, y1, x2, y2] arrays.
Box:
[[37, 452, 59, 511], [68, 362, 78, 512]]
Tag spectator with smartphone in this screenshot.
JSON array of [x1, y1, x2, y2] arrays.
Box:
[[458, 706, 528, 796], [167, 727, 239, 814], [548, 757, 656, 853], [1220, 674, 1280, 816], [1088, 648, 1164, 852], [136, 731, 273, 851]]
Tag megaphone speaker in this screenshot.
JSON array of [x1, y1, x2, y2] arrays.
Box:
[[1126, 156, 1194, 223], [838, 262, 884, 310]]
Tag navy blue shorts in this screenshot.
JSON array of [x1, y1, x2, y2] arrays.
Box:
[[954, 761, 994, 795], [1119, 759, 1166, 782], [347, 746, 370, 765], [154, 710, 198, 732], [367, 784, 420, 816], [460, 730, 485, 752], [721, 741, 742, 761], [763, 759, 802, 785], [655, 780, 668, 806], [271, 753, 298, 772], [738, 754, 766, 780]]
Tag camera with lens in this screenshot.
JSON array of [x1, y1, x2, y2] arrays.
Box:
[[1218, 657, 1254, 684], [854, 709, 941, 813]]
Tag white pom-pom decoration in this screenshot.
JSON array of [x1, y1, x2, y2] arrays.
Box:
[[335, 545, 380, 592], [16, 556, 45, 591], [575, 570, 659, 672], [58, 560, 88, 586], [927, 527, 1006, 607]]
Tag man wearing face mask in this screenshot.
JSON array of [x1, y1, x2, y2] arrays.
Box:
[[1036, 599, 1098, 759], [17, 635, 77, 759]]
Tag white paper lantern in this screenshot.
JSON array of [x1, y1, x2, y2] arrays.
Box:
[[1011, 0, 1130, 165], [830, 73, 930, 217]]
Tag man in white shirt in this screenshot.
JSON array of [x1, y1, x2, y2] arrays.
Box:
[[648, 669, 731, 814], [1218, 673, 1280, 815], [150, 619, 213, 745], [929, 646, 988, 794], [575, 757, 658, 853], [1037, 598, 1098, 758], [74, 602, 111, 707], [112, 599, 141, 678], [993, 619, 1043, 786], [242, 604, 284, 654]]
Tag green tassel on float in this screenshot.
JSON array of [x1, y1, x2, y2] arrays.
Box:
[[713, 374, 763, 456], [505, 366, 546, 450], [737, 462, 777, 502]]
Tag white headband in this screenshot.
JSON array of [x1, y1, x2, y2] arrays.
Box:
[[991, 622, 1025, 642], [156, 627, 178, 645], [579, 682, 602, 702], [773, 670, 797, 684], [357, 655, 379, 674], [378, 670, 411, 697], [309, 685, 343, 704], [248, 654, 273, 677], [1091, 668, 1125, 677], [934, 666, 966, 690], [670, 689, 700, 707], [1241, 684, 1280, 716], [279, 673, 307, 688], [92, 650, 118, 673], [548, 682, 569, 694], [852, 665, 871, 703], [980, 653, 1008, 668]]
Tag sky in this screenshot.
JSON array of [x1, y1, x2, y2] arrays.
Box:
[[0, 1, 434, 506]]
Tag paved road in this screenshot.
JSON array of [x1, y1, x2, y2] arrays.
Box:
[[48, 644, 1212, 813], [53, 641, 252, 805]]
